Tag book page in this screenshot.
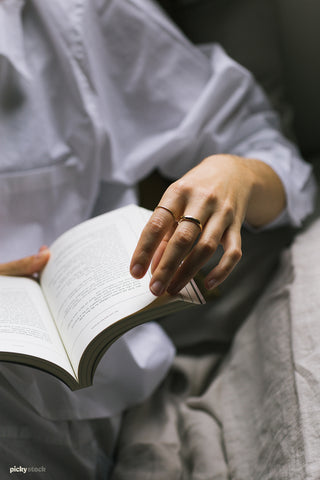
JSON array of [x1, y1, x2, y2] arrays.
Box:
[[41, 205, 158, 373], [0, 276, 75, 377]]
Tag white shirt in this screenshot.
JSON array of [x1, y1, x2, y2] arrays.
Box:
[[0, 0, 316, 421]]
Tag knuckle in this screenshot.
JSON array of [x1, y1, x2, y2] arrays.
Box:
[[221, 201, 235, 221], [175, 229, 195, 248], [228, 246, 242, 263], [149, 217, 166, 236], [206, 191, 218, 208], [195, 189, 219, 211], [159, 260, 177, 277], [169, 178, 192, 198], [198, 238, 218, 257]]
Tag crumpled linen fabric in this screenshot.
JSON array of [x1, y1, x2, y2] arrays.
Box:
[[111, 221, 320, 479]]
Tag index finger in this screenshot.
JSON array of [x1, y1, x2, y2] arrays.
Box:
[[130, 206, 177, 279]]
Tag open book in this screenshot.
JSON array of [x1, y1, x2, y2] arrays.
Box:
[[0, 205, 205, 390]]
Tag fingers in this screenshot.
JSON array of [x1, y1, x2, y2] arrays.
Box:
[[149, 217, 204, 296], [130, 154, 253, 296], [0, 247, 50, 277], [131, 194, 210, 296], [151, 226, 176, 274], [130, 199, 181, 279], [167, 225, 242, 295], [131, 197, 242, 296], [205, 227, 242, 289], [131, 199, 243, 296], [159, 206, 241, 295], [166, 223, 222, 295]]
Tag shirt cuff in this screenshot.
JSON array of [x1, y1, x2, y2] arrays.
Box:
[[243, 148, 317, 229]]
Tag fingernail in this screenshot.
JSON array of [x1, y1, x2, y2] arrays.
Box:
[[35, 249, 50, 260], [207, 279, 217, 290], [150, 280, 164, 296], [131, 264, 144, 278]]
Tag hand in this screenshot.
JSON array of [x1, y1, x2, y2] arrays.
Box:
[[0, 246, 50, 277], [130, 154, 286, 296]]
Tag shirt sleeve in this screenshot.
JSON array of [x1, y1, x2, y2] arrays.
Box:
[[0, 0, 30, 78], [88, 0, 316, 228], [158, 43, 317, 229], [208, 45, 317, 229]]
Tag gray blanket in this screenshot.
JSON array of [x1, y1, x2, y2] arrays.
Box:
[[111, 213, 320, 479]]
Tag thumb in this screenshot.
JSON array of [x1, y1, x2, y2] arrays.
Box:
[[0, 247, 50, 276]]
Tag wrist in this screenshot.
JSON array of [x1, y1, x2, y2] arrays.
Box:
[[244, 157, 286, 228]]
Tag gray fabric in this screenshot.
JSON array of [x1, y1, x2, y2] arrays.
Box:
[[111, 212, 320, 478], [0, 373, 120, 479]]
